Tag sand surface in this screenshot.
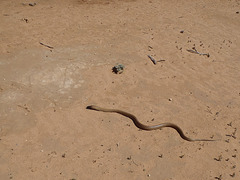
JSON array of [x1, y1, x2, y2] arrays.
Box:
[[0, 0, 240, 179]]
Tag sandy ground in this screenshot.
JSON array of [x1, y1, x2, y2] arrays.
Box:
[[0, 0, 240, 179]]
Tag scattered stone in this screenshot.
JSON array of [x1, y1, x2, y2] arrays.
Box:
[[215, 175, 222, 180], [23, 18, 29, 23], [127, 156, 131, 160], [230, 172, 235, 177], [29, 3, 36, 6], [179, 154, 184, 158], [214, 155, 222, 161]]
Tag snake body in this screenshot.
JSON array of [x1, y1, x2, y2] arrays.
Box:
[[86, 105, 215, 142]]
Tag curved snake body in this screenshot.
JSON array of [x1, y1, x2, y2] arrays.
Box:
[[86, 105, 215, 142]]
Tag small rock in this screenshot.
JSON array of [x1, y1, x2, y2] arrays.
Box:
[[112, 64, 125, 74], [230, 172, 235, 177], [127, 156, 131, 160], [179, 154, 184, 158], [29, 3, 36, 6], [158, 154, 163, 158]]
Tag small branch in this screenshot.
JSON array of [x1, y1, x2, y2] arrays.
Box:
[[157, 59, 166, 62], [17, 104, 31, 112], [39, 42, 54, 49], [147, 55, 166, 65], [148, 55, 157, 64], [187, 47, 209, 57]]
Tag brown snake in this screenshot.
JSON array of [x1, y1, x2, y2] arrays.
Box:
[[86, 105, 215, 142]]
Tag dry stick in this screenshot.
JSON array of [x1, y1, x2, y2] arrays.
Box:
[[39, 42, 54, 49], [187, 47, 209, 57], [147, 55, 165, 65], [148, 55, 157, 64]]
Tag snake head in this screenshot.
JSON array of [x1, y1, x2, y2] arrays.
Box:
[[86, 105, 99, 111]]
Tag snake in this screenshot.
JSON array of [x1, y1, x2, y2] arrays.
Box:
[[86, 105, 215, 142]]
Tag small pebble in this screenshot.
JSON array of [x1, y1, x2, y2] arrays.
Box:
[[179, 155, 184, 158], [29, 2, 36, 6]]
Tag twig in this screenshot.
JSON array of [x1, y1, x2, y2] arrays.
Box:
[[39, 42, 54, 49], [147, 55, 165, 65], [17, 104, 31, 112], [148, 55, 157, 64], [187, 47, 209, 57]]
